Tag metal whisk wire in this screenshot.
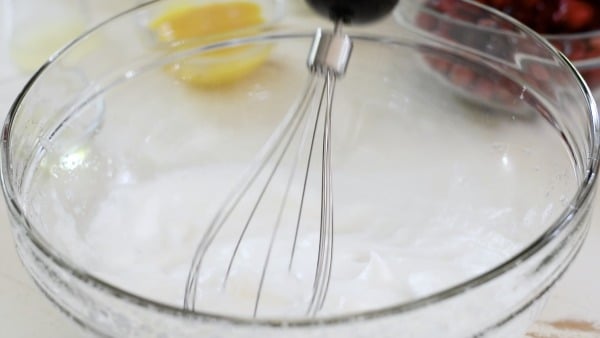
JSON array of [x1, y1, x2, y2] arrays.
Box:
[[307, 70, 336, 316], [184, 26, 352, 318]]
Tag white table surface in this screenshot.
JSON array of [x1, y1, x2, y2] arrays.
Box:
[[0, 1, 599, 337]]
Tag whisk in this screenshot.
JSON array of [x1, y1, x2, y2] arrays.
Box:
[[184, 0, 399, 317]]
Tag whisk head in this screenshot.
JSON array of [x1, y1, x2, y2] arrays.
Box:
[[183, 28, 352, 318]]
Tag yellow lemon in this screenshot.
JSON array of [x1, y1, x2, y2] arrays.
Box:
[[150, 1, 271, 87]]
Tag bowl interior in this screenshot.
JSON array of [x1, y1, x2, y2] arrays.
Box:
[[4, 0, 593, 322]]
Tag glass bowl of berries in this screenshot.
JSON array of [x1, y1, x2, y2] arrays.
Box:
[[415, 0, 600, 92]]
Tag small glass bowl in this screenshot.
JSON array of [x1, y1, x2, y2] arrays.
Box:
[[1, 0, 599, 337], [420, 0, 600, 93], [405, 0, 600, 107]]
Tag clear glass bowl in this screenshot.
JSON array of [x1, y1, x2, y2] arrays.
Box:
[[403, 0, 600, 108], [2, 0, 599, 337], [417, 0, 600, 92]]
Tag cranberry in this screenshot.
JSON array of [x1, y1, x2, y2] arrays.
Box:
[[449, 64, 475, 87], [473, 78, 495, 100], [529, 64, 551, 82], [582, 69, 600, 88], [425, 55, 452, 74], [552, 0, 596, 32]]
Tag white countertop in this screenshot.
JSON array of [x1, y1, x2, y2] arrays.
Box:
[[0, 1, 599, 337]]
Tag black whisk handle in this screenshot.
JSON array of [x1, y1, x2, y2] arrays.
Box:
[[306, 0, 400, 24]]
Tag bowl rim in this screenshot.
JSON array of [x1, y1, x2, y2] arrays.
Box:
[[544, 30, 600, 40], [543, 30, 600, 68], [1, 0, 599, 329]]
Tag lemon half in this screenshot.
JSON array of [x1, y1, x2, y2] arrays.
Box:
[[150, 1, 272, 87]]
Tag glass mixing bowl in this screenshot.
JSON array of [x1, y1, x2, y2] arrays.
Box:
[[1, 0, 599, 337]]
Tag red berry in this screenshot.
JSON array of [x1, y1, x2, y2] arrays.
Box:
[[584, 47, 600, 60], [425, 56, 451, 74], [449, 64, 475, 88], [530, 64, 551, 82], [416, 12, 438, 31], [473, 77, 495, 100], [553, 0, 596, 32], [581, 69, 600, 87], [589, 37, 600, 51], [432, 0, 458, 12]]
